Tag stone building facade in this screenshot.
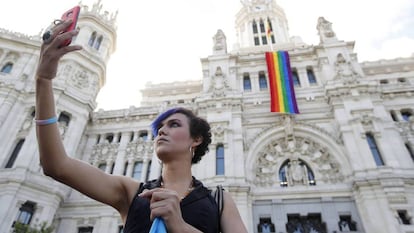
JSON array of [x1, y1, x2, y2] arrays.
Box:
[[1, 0, 414, 233]]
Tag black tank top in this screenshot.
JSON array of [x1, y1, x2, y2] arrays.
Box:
[[123, 177, 219, 233]]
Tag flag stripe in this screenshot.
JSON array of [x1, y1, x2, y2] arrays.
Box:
[[284, 51, 300, 113], [265, 52, 279, 112], [265, 51, 300, 114]]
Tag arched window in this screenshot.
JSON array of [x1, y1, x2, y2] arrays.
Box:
[[133, 161, 143, 180], [307, 67, 317, 84], [88, 32, 97, 47], [292, 68, 300, 86], [252, 20, 258, 34], [366, 133, 384, 166], [5, 139, 25, 168], [243, 73, 252, 91], [216, 144, 225, 175], [279, 159, 316, 187], [1, 62, 13, 73], [94, 35, 103, 50], [16, 201, 36, 225], [259, 71, 267, 90], [259, 19, 265, 33]]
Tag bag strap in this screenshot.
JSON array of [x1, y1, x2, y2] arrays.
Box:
[[211, 185, 224, 232]]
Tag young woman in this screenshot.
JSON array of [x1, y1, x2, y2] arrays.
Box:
[[36, 19, 248, 233]]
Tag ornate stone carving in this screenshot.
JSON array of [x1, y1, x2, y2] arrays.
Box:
[[334, 53, 360, 84], [286, 159, 309, 186], [211, 123, 227, 142], [125, 140, 154, 160], [90, 142, 119, 165], [213, 29, 227, 54], [254, 136, 344, 187], [317, 17, 337, 43]]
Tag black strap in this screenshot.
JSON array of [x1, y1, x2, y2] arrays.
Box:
[[212, 185, 224, 232]]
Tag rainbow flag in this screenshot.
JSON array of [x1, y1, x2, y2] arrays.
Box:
[[265, 51, 299, 114]]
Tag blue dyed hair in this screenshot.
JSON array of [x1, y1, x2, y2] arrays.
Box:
[[150, 107, 212, 164], [151, 108, 181, 136]]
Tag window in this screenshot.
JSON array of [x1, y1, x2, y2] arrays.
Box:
[[366, 133, 384, 166], [261, 36, 267, 45], [398, 77, 406, 83], [307, 67, 317, 84], [139, 131, 148, 141], [286, 214, 326, 233], [397, 210, 412, 225], [78, 226, 93, 233], [145, 161, 152, 181], [252, 20, 258, 34], [292, 69, 300, 86], [259, 72, 267, 90], [123, 162, 128, 176], [98, 163, 107, 172], [338, 215, 357, 231], [254, 37, 260, 46], [279, 159, 316, 187], [133, 161, 143, 180], [5, 139, 25, 168], [380, 79, 388, 84], [259, 19, 265, 33], [58, 112, 71, 126], [401, 109, 412, 121], [16, 201, 36, 225], [88, 32, 96, 47], [243, 73, 252, 91], [1, 62, 13, 73], [105, 133, 114, 143], [216, 144, 225, 175], [257, 217, 275, 233], [94, 36, 103, 50]]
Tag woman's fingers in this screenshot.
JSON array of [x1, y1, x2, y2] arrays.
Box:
[[139, 188, 182, 220], [37, 19, 82, 80]]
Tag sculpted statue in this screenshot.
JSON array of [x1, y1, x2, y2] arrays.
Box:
[[317, 17, 336, 42]]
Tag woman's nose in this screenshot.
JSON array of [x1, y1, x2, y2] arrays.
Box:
[[158, 126, 166, 136]]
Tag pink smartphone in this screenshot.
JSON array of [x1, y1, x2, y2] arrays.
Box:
[[60, 6, 80, 47]]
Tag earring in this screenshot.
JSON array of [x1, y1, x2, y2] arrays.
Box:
[[189, 147, 195, 158]]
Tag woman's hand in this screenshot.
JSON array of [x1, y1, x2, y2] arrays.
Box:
[[139, 188, 191, 232], [37, 19, 82, 80], [139, 188, 183, 222]]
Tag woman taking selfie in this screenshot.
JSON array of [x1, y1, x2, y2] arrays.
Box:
[[35, 19, 248, 233]]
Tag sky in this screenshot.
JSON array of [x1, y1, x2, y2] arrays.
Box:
[[2, 0, 414, 110]]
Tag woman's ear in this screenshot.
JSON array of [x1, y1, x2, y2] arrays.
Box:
[[192, 136, 203, 147]]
